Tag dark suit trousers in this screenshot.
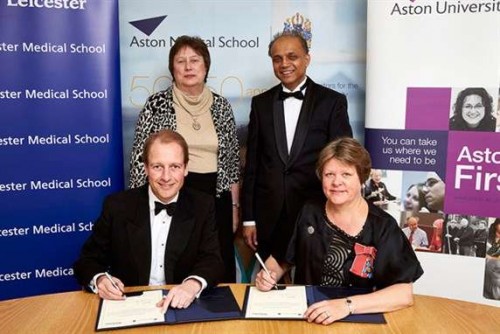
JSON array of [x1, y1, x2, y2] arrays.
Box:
[[258, 208, 294, 263], [185, 172, 236, 282]]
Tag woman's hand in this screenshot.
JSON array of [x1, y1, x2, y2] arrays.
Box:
[[255, 269, 278, 291], [303, 299, 350, 325]]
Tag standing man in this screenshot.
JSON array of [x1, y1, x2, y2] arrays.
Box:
[[454, 218, 475, 256], [74, 129, 223, 311], [402, 216, 429, 249], [242, 31, 353, 262], [474, 220, 488, 258]]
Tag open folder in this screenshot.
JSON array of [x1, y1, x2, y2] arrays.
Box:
[[242, 285, 386, 324], [96, 286, 242, 331]]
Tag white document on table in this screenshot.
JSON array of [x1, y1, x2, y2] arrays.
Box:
[[97, 290, 164, 330], [244, 286, 307, 318]]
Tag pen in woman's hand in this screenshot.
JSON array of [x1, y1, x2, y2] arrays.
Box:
[[255, 253, 279, 290]]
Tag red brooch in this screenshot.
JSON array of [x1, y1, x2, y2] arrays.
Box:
[[349, 243, 377, 279]]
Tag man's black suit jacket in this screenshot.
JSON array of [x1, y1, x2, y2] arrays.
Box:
[[242, 78, 353, 259], [73, 185, 223, 288]]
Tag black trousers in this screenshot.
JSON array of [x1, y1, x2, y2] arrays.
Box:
[[184, 172, 236, 282]]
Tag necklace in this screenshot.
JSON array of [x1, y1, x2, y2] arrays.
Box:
[[184, 108, 209, 131], [173, 85, 212, 131]]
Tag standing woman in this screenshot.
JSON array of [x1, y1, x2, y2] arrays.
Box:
[[129, 36, 240, 282], [428, 218, 444, 253]]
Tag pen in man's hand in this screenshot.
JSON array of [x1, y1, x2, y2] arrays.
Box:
[[104, 272, 123, 295], [255, 253, 279, 290]]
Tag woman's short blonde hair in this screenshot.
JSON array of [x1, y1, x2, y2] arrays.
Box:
[[316, 137, 372, 184]]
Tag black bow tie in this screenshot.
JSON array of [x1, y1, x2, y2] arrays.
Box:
[[279, 90, 304, 100], [154, 201, 177, 216]]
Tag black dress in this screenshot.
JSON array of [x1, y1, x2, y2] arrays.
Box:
[[286, 200, 423, 290]]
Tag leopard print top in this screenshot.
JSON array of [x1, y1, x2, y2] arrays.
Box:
[[129, 86, 240, 196]]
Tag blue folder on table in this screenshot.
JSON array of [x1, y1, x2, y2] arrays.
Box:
[[307, 286, 386, 324], [242, 285, 386, 324], [164, 286, 242, 324], [96, 286, 242, 331]]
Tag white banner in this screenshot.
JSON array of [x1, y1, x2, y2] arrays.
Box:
[[367, 0, 500, 305]]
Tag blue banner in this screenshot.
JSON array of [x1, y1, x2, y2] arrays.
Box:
[[0, 0, 123, 300]]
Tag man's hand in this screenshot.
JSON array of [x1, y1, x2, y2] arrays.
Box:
[[96, 274, 125, 300], [243, 226, 258, 251], [156, 279, 202, 314], [232, 209, 240, 233]]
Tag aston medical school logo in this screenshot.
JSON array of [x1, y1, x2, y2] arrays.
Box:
[[129, 15, 167, 36], [283, 12, 312, 49], [129, 15, 168, 47]]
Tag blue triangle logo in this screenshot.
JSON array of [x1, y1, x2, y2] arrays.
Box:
[[129, 15, 167, 36]]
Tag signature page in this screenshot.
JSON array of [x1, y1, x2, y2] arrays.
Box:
[[244, 286, 307, 319]]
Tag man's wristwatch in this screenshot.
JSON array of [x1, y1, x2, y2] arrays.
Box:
[[345, 297, 355, 315]]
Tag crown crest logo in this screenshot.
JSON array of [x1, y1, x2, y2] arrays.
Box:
[[283, 12, 312, 49]]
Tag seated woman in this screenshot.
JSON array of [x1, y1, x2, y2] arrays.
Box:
[[255, 138, 423, 325]]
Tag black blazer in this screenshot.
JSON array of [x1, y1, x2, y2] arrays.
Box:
[[73, 185, 223, 288], [242, 78, 352, 254]]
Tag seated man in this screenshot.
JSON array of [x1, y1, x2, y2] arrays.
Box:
[[402, 216, 429, 249], [363, 169, 396, 207], [73, 129, 223, 311]]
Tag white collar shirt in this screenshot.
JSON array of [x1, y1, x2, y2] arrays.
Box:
[[282, 77, 308, 153], [148, 187, 178, 286]]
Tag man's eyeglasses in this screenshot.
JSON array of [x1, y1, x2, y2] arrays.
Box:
[[424, 178, 440, 188]]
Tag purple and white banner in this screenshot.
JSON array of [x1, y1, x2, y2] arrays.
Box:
[[367, 0, 500, 305]]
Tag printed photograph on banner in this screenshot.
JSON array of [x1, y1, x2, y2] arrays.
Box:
[[400, 170, 446, 218], [443, 214, 491, 257], [483, 217, 500, 301], [362, 168, 401, 222], [448, 87, 498, 133], [403, 172, 446, 254], [400, 214, 443, 253], [363, 169, 398, 207]]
